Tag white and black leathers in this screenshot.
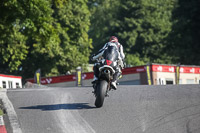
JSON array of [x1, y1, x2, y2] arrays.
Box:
[[92, 42, 125, 63], [92, 42, 125, 89]]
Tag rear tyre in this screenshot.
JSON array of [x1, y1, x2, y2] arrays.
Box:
[[95, 80, 108, 108]]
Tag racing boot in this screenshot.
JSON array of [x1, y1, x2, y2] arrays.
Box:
[[91, 76, 98, 84], [111, 80, 117, 90], [92, 64, 99, 84], [111, 71, 121, 89], [92, 76, 98, 95]]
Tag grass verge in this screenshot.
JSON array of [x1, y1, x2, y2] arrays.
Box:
[[0, 109, 3, 116], [0, 100, 4, 115]]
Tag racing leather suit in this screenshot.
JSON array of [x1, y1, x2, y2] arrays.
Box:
[[92, 42, 125, 87]]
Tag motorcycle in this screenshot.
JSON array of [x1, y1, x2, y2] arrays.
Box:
[[92, 45, 120, 108]]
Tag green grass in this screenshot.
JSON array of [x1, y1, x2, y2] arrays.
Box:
[[0, 101, 4, 115], [0, 109, 3, 116]]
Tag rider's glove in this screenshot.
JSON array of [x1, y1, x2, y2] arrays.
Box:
[[91, 54, 95, 61]]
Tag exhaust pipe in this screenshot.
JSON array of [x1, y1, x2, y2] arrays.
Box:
[[104, 69, 110, 74], [103, 69, 111, 79]]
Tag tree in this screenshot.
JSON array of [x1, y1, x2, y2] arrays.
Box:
[[117, 0, 176, 65], [167, 0, 200, 65], [0, 0, 92, 78], [19, 0, 62, 78], [89, 0, 176, 66], [88, 0, 121, 54], [51, 0, 92, 75], [0, 1, 28, 73]]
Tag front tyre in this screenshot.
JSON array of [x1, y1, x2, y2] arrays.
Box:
[[95, 80, 108, 108]]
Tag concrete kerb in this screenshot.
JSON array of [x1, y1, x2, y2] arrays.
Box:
[[0, 89, 22, 133], [24, 81, 48, 88]]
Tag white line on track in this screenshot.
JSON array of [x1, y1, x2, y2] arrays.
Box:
[[51, 90, 95, 133]]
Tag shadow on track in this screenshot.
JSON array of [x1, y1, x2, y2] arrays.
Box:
[[19, 103, 96, 111]]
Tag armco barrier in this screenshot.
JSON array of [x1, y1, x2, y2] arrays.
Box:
[[26, 64, 200, 86], [26, 66, 146, 86]]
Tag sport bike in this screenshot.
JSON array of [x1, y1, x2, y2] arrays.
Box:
[[93, 45, 121, 108]]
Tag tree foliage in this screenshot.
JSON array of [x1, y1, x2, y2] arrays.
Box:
[[51, 0, 92, 74], [89, 0, 200, 66], [88, 0, 121, 54], [1, 0, 200, 79], [0, 1, 28, 73], [89, 0, 176, 66], [118, 0, 176, 65], [167, 0, 200, 65], [0, 0, 92, 78]]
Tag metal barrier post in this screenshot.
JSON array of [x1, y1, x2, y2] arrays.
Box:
[[76, 67, 82, 86], [34, 69, 41, 85], [146, 63, 152, 85], [175, 63, 180, 85]]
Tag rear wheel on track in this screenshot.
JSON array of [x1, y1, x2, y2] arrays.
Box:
[[95, 80, 108, 108]]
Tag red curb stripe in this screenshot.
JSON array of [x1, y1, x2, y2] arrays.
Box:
[[0, 116, 7, 133], [0, 125, 7, 133]]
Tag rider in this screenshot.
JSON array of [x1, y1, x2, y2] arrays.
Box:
[[92, 36, 125, 89]]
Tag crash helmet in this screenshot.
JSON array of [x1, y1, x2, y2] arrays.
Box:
[[109, 36, 118, 43]]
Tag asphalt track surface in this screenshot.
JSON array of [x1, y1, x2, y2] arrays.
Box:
[[7, 85, 200, 133]]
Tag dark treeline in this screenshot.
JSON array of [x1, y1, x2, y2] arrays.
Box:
[[0, 0, 199, 78], [89, 0, 200, 66]]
